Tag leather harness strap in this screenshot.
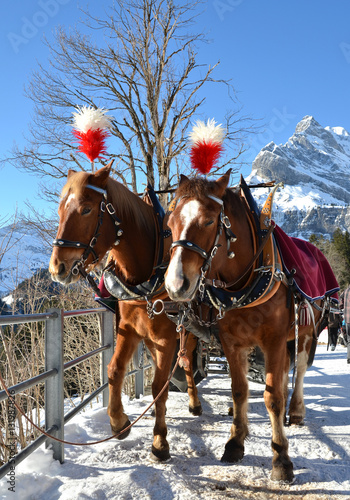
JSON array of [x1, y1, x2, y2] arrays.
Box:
[[207, 222, 276, 290]]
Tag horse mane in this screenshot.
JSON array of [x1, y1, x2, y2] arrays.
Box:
[[61, 171, 154, 235], [176, 176, 218, 201], [106, 177, 154, 234]]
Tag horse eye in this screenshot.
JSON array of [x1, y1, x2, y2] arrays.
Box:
[[205, 220, 214, 227], [82, 207, 92, 216]]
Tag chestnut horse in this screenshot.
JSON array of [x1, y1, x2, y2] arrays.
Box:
[[164, 172, 333, 482], [49, 162, 203, 461]]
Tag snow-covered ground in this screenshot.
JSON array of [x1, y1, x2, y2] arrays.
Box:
[[1, 334, 350, 500]]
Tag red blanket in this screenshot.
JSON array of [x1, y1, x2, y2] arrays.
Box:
[[274, 225, 339, 301]]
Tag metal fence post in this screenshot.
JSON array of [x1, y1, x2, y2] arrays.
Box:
[[134, 342, 144, 398], [99, 310, 115, 407], [45, 308, 64, 463]]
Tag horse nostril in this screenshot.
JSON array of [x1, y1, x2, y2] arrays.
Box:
[[58, 263, 65, 276], [182, 276, 190, 293]]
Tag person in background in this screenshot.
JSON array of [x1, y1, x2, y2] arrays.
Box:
[[327, 309, 341, 351], [340, 287, 350, 364]]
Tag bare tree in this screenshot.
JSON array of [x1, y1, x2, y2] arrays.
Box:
[[4, 0, 251, 207], [0, 213, 19, 269]]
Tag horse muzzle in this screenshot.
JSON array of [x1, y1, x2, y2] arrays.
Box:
[[49, 259, 81, 285], [165, 274, 199, 302]]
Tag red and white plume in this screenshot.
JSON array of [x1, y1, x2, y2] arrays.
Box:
[[72, 106, 113, 162], [189, 119, 225, 175]]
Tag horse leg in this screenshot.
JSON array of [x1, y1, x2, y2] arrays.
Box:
[[264, 344, 294, 483], [184, 334, 203, 416], [220, 345, 249, 463], [107, 326, 140, 439], [288, 331, 314, 425], [150, 338, 178, 462]]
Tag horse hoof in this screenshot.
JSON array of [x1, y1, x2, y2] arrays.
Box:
[[220, 440, 244, 463], [150, 445, 171, 462], [189, 404, 203, 416], [289, 415, 304, 426], [111, 419, 131, 440], [271, 464, 294, 483]]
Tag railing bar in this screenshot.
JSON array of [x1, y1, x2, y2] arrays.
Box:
[[0, 425, 57, 480], [0, 312, 58, 326], [64, 345, 111, 371], [0, 369, 57, 403], [63, 384, 108, 424], [127, 364, 152, 377], [63, 308, 107, 318], [0, 307, 150, 471]]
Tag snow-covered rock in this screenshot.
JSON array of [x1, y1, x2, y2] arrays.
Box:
[[247, 116, 350, 238], [0, 224, 51, 297]]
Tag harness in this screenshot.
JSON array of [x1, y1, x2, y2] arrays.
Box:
[[52, 184, 122, 296], [170, 177, 284, 313], [170, 194, 237, 295], [102, 184, 171, 303], [52, 183, 171, 302]]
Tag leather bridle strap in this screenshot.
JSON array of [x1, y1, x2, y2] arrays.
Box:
[[169, 240, 209, 260], [52, 184, 122, 276], [214, 222, 276, 289], [170, 194, 227, 272]]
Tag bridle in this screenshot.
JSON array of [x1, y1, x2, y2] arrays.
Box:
[[52, 184, 122, 289], [170, 194, 236, 297]]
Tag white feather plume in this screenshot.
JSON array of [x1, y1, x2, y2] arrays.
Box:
[[189, 118, 225, 144], [72, 106, 113, 133]]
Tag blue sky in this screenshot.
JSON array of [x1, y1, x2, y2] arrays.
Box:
[[1, 0, 350, 219]]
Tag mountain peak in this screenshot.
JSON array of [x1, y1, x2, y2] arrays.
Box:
[[295, 115, 323, 135], [247, 115, 350, 237]]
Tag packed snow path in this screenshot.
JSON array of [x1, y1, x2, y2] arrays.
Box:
[[2, 341, 350, 500]]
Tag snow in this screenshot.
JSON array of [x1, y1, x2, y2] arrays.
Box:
[[0, 224, 51, 297], [326, 126, 350, 138], [1, 338, 350, 500]]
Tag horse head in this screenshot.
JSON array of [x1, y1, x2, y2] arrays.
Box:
[[165, 170, 232, 301], [49, 161, 116, 284]]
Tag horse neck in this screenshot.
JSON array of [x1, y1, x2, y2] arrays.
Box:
[[106, 180, 157, 284]]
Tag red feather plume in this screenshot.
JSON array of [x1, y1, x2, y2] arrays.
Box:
[[189, 119, 225, 175], [190, 140, 224, 175], [72, 128, 110, 162], [71, 106, 113, 164]]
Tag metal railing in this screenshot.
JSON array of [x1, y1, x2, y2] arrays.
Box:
[[0, 307, 150, 479]]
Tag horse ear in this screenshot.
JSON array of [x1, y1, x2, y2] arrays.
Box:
[[93, 160, 114, 187], [215, 169, 232, 196], [67, 169, 77, 179], [179, 174, 189, 185]]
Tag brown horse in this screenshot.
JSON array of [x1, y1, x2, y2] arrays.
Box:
[[164, 171, 333, 482], [49, 162, 203, 461]]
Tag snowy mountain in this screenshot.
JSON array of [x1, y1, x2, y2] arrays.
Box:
[[0, 224, 52, 298], [247, 115, 350, 238]]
